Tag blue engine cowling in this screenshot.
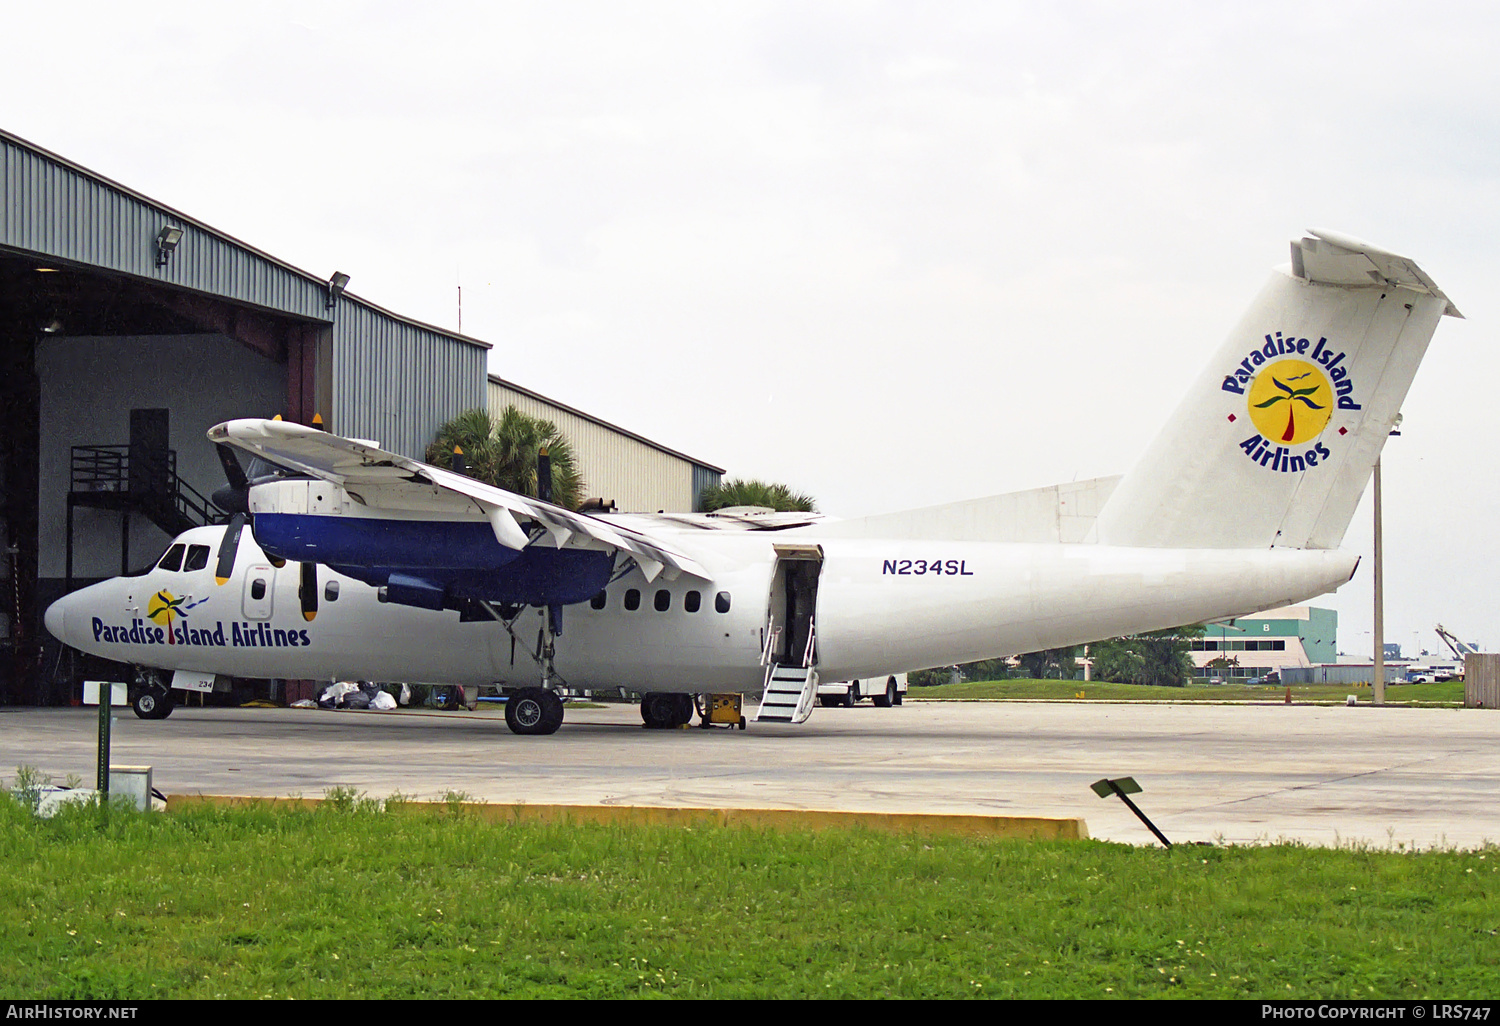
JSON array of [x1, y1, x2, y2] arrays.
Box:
[[255, 513, 614, 609]]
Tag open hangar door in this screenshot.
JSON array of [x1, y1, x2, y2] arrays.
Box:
[[0, 255, 324, 704]]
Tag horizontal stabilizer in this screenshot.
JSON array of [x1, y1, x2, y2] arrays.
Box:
[[1297, 229, 1461, 317]]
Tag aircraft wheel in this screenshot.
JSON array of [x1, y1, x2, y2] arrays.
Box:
[[640, 694, 660, 727], [505, 689, 559, 735], [641, 692, 682, 729], [132, 687, 174, 720], [674, 693, 695, 727], [540, 690, 564, 733]]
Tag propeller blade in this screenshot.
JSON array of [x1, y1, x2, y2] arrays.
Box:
[[214, 513, 245, 585], [216, 443, 250, 491], [212, 444, 250, 515], [300, 561, 318, 622]]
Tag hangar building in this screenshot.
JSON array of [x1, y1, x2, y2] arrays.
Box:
[[0, 128, 721, 704]]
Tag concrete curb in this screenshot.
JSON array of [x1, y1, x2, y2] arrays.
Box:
[[165, 794, 1089, 840]]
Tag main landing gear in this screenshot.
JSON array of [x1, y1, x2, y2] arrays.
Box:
[[504, 687, 564, 735], [640, 692, 695, 729], [639, 693, 747, 730], [482, 602, 569, 736]]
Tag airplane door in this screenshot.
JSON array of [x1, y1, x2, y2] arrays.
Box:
[[768, 544, 823, 668], [242, 565, 276, 620]]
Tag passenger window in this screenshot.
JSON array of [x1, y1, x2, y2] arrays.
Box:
[[183, 545, 210, 572], [157, 544, 185, 572], [590, 591, 607, 610], [324, 581, 340, 602], [250, 579, 267, 601], [654, 589, 671, 612], [715, 591, 731, 614], [684, 590, 701, 613], [624, 589, 640, 611]]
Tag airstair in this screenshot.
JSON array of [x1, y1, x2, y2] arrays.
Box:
[[755, 619, 819, 724]]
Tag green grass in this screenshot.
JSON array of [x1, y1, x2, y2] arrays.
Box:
[[0, 792, 1495, 999], [909, 678, 1468, 705]]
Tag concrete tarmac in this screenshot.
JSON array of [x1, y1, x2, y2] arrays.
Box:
[[2, 699, 1496, 848]]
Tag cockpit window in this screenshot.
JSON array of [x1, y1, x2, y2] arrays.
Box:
[[157, 544, 185, 572], [183, 545, 211, 572]]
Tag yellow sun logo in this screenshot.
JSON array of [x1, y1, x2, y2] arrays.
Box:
[[147, 591, 186, 645], [1246, 359, 1333, 446]]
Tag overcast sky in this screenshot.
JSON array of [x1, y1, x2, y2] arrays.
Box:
[[3, 1, 1497, 658]]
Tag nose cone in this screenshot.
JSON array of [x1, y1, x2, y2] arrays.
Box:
[[44, 598, 66, 643]]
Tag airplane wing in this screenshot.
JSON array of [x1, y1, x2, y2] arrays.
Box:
[[207, 418, 708, 582]]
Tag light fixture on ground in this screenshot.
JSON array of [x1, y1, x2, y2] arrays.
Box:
[[154, 225, 184, 267]]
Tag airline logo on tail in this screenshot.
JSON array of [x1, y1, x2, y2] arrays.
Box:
[[1221, 332, 1361, 474]]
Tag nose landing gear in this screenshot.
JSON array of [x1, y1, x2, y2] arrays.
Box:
[[130, 669, 175, 720]]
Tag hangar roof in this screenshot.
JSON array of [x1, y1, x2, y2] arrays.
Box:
[[1, 127, 490, 458], [0, 127, 488, 351]]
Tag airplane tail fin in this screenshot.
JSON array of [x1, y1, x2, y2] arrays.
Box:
[[1093, 230, 1460, 550]]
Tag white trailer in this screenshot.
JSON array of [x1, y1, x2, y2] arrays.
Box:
[[817, 673, 907, 708]]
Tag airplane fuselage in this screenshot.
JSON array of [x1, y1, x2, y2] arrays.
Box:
[[49, 520, 1357, 692]]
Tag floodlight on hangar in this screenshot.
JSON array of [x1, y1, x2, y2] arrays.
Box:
[[154, 225, 184, 267], [326, 271, 350, 308]]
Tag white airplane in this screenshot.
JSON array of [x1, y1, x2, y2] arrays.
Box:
[[44, 230, 1460, 735]]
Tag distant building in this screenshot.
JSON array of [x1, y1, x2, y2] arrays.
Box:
[[488, 374, 723, 513], [1190, 605, 1337, 680]]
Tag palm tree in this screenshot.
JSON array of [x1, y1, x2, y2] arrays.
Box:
[[1088, 625, 1204, 687], [1253, 371, 1326, 442], [147, 590, 186, 645], [699, 478, 817, 513], [427, 407, 585, 510]]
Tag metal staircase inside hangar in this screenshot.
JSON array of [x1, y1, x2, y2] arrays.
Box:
[[65, 408, 224, 587]]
